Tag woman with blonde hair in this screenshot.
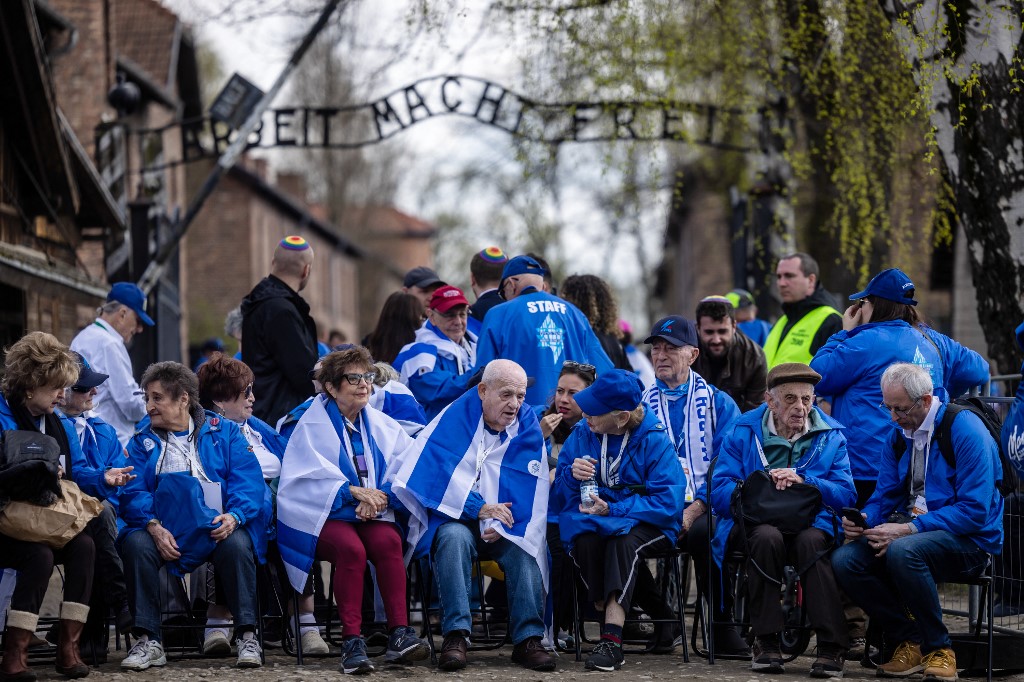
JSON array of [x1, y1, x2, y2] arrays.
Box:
[[0, 332, 103, 679]]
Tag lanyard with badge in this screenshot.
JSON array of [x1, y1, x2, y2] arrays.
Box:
[[160, 430, 223, 513], [600, 431, 630, 487], [907, 436, 932, 518], [473, 429, 504, 491], [340, 418, 370, 488]]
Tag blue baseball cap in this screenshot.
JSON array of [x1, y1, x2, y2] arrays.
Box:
[[849, 268, 917, 306], [69, 351, 108, 390], [573, 369, 644, 417], [107, 282, 155, 326], [498, 255, 547, 299], [644, 315, 698, 348]]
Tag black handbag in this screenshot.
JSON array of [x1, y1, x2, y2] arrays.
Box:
[[732, 469, 821, 535]]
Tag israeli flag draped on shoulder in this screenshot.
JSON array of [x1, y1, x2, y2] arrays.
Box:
[[391, 389, 549, 579], [643, 371, 716, 501], [395, 321, 478, 383], [369, 380, 427, 436], [276, 394, 411, 592]]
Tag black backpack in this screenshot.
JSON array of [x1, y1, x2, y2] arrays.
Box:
[[892, 396, 1019, 497], [0, 430, 63, 507]]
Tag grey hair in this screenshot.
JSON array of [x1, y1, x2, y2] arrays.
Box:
[[140, 361, 206, 430], [224, 307, 243, 338], [481, 359, 526, 387], [373, 361, 399, 386], [880, 362, 933, 401], [98, 301, 125, 316]]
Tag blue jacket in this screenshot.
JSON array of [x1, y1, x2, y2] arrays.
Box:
[[394, 321, 477, 420], [709, 404, 855, 567], [554, 407, 685, 551], [864, 401, 1004, 554], [121, 411, 271, 562], [811, 320, 989, 479], [476, 289, 613, 408], [1002, 359, 1024, 481], [59, 412, 129, 527], [0, 393, 111, 503], [738, 319, 772, 347]]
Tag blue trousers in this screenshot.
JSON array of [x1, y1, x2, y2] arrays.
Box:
[[122, 528, 257, 640], [832, 530, 988, 654], [431, 521, 545, 645]]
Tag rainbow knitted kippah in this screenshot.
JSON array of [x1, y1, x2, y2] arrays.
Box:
[[480, 246, 507, 263], [280, 235, 309, 251]]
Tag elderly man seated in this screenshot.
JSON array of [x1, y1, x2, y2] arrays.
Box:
[[832, 363, 1003, 681], [393, 359, 555, 672], [711, 363, 855, 678]]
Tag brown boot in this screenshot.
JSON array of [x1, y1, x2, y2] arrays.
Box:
[[0, 626, 36, 682], [55, 619, 90, 679]]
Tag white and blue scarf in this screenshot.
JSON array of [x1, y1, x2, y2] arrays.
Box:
[[276, 394, 412, 592], [643, 370, 717, 503]]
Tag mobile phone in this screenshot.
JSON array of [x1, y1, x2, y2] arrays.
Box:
[[841, 507, 868, 529]]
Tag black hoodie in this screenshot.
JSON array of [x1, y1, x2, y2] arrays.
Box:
[[776, 285, 843, 357], [240, 275, 318, 425]]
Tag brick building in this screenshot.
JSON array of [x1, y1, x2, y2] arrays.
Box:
[[0, 0, 124, 348]]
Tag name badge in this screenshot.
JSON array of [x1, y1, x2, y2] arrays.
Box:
[[911, 494, 928, 518]]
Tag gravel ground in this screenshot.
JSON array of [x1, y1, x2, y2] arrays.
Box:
[[18, 642, 1024, 681]]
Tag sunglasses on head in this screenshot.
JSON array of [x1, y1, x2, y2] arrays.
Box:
[[562, 361, 596, 375]]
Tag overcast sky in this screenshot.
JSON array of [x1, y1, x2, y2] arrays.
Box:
[[161, 0, 672, 328]]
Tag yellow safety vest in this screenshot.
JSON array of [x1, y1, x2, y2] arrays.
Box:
[[763, 306, 840, 368]]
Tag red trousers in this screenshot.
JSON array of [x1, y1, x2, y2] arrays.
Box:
[[315, 520, 408, 634]]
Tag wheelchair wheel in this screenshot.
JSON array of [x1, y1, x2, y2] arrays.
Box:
[[780, 621, 811, 656]]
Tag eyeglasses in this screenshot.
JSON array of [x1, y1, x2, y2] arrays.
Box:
[[342, 372, 377, 386], [562, 361, 596, 375], [242, 384, 253, 399], [879, 397, 921, 418], [69, 386, 91, 394]]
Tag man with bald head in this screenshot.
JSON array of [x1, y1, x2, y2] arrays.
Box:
[[393, 359, 555, 672], [241, 236, 319, 424]]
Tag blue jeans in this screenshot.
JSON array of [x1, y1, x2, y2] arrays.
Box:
[[122, 529, 257, 640], [832, 530, 988, 653], [431, 521, 545, 645]]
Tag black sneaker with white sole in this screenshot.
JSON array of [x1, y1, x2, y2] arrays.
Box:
[[585, 640, 624, 672]]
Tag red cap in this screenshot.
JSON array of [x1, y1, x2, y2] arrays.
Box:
[[429, 285, 470, 313]]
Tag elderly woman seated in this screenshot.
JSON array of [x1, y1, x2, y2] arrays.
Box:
[[119, 362, 270, 671], [0, 332, 113, 679], [276, 346, 429, 675], [553, 369, 685, 673], [196, 353, 329, 656]]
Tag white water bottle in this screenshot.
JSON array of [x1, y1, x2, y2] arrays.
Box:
[[580, 458, 598, 509]]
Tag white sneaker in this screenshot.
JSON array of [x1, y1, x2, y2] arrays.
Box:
[[236, 636, 263, 668], [203, 629, 231, 656], [121, 638, 167, 671], [300, 629, 330, 654]]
